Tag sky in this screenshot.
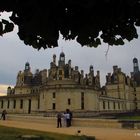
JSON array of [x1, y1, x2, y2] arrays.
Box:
[[0, 12, 140, 95]]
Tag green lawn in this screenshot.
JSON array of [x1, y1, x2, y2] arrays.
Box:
[[0, 125, 95, 140]]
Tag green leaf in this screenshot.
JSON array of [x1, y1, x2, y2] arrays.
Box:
[[0, 22, 3, 35], [2, 19, 9, 24], [135, 20, 140, 26], [95, 38, 101, 45], [4, 23, 14, 33], [116, 38, 124, 45]]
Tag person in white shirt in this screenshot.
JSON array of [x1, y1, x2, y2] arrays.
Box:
[[62, 112, 67, 127]]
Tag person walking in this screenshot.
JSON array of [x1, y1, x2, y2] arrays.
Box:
[[56, 112, 62, 128], [1, 110, 7, 120]]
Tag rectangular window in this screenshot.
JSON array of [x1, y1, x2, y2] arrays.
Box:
[[38, 98, 40, 109], [53, 92, 56, 98], [125, 103, 127, 110], [59, 77, 62, 80], [59, 70, 62, 75], [108, 101, 110, 109], [113, 102, 115, 110], [20, 99, 23, 109], [1, 100, 3, 108], [101, 91, 104, 95], [122, 103, 124, 110], [81, 92, 84, 110], [52, 103, 55, 110], [68, 98, 71, 105], [13, 100, 16, 109], [103, 101, 105, 109], [7, 100, 10, 109], [118, 102, 120, 109]]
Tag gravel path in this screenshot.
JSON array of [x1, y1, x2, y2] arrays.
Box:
[[0, 120, 140, 140]]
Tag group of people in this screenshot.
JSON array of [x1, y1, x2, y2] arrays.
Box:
[[57, 109, 72, 128], [1, 109, 73, 126]]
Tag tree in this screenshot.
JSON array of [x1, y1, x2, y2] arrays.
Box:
[[0, 0, 140, 50]]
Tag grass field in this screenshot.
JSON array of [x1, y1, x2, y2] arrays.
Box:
[[0, 125, 95, 140]]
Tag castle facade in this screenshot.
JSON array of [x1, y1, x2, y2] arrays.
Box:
[[0, 52, 140, 116]]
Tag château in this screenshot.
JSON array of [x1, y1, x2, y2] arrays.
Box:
[[0, 52, 140, 116]]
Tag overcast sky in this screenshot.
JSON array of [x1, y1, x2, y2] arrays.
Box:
[[0, 13, 140, 95]]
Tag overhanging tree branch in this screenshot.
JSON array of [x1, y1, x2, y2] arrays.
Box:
[[0, 0, 140, 50]]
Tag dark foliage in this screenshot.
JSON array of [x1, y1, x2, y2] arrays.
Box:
[[0, 0, 140, 50]]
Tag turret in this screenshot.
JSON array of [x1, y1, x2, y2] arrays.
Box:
[[50, 62, 53, 68], [95, 71, 100, 88], [68, 59, 71, 67], [75, 66, 79, 71], [53, 54, 56, 65], [24, 62, 32, 85], [35, 69, 39, 75], [133, 58, 139, 73], [112, 66, 118, 84], [58, 52, 65, 67], [113, 65, 118, 74], [89, 65, 94, 73], [88, 65, 94, 86], [84, 74, 88, 85], [68, 60, 72, 78], [7, 86, 11, 95], [24, 62, 30, 72], [106, 73, 111, 84], [80, 70, 84, 85], [81, 70, 84, 76], [131, 57, 140, 86], [97, 70, 100, 77]]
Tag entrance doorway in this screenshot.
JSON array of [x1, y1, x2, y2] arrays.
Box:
[[28, 99, 31, 114]]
